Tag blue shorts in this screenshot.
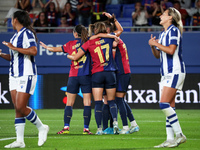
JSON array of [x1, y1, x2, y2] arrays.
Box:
[[67, 75, 92, 94], [116, 73, 131, 92], [92, 71, 116, 89]]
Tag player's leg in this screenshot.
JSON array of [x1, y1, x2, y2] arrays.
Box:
[[123, 101, 139, 133], [92, 72, 105, 135], [57, 77, 78, 134], [82, 93, 92, 134], [80, 75, 92, 134], [115, 92, 129, 134], [4, 90, 26, 148], [102, 95, 109, 131], [102, 94, 114, 134], [105, 71, 119, 134], [155, 74, 186, 148]]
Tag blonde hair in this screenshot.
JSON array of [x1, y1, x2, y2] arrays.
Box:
[[168, 7, 183, 35], [94, 22, 107, 35]]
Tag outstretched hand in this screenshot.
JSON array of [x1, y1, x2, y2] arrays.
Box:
[[40, 41, 53, 51], [2, 41, 15, 49]]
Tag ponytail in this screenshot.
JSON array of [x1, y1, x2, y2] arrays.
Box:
[[73, 25, 88, 44], [88, 24, 95, 37], [13, 10, 38, 42]]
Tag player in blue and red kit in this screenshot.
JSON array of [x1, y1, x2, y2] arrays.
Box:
[[68, 22, 120, 135], [40, 25, 93, 134]]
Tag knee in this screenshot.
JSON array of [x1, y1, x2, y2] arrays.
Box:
[[15, 104, 26, 115], [159, 102, 170, 110]]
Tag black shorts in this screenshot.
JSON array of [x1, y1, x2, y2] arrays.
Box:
[[67, 75, 92, 94], [92, 71, 116, 89], [116, 73, 131, 92]]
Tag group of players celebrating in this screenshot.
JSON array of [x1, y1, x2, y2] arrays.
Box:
[[1, 6, 187, 148]]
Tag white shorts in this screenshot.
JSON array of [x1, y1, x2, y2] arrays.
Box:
[[9, 75, 37, 95], [160, 73, 185, 91]]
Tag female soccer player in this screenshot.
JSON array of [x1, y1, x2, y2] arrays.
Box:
[[40, 25, 93, 134], [148, 7, 186, 148], [0, 10, 49, 148], [101, 14, 139, 135], [68, 22, 120, 135]]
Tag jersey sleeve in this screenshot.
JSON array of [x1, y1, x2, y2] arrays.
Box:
[[62, 42, 70, 53], [80, 41, 89, 53], [24, 30, 37, 48], [169, 27, 179, 45]]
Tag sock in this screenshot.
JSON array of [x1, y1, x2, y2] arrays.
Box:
[[102, 104, 109, 130], [124, 101, 135, 122], [130, 120, 137, 127], [95, 101, 103, 128], [15, 117, 26, 143], [160, 103, 183, 137], [64, 106, 72, 127], [83, 106, 91, 129], [26, 109, 44, 130], [107, 100, 118, 122], [115, 97, 128, 126], [166, 107, 175, 141], [109, 112, 113, 128]]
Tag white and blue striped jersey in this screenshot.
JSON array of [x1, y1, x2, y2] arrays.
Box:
[[157, 25, 186, 76], [9, 27, 37, 77]]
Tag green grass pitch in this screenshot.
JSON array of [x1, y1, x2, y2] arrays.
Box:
[[0, 109, 199, 150]]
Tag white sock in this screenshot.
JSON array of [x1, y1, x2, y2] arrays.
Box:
[[15, 118, 25, 143], [162, 106, 183, 136], [26, 109, 44, 130], [130, 120, 137, 127], [123, 126, 129, 130], [166, 117, 174, 141]]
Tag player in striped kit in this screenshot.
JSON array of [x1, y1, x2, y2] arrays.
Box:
[[148, 7, 186, 148], [68, 22, 120, 135], [0, 10, 49, 148], [40, 25, 93, 134]]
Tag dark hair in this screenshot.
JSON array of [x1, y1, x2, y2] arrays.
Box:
[[13, 10, 38, 42], [73, 25, 88, 43], [104, 14, 117, 32], [38, 11, 48, 25]]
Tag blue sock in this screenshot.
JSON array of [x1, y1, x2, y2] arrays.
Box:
[[64, 106, 72, 127], [102, 104, 109, 130], [109, 112, 113, 128], [124, 101, 135, 122], [115, 97, 128, 126], [107, 100, 118, 122], [83, 106, 91, 129], [95, 101, 103, 128]]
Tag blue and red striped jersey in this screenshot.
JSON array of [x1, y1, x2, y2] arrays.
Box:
[[81, 37, 117, 74], [115, 38, 131, 74], [62, 38, 91, 77]]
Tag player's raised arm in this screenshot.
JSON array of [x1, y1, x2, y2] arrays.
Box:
[[40, 41, 62, 52]]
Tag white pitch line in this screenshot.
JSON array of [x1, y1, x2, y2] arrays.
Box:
[[0, 136, 199, 141], [0, 137, 16, 141]]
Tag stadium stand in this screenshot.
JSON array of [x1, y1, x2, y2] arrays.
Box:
[[105, 4, 122, 18]]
